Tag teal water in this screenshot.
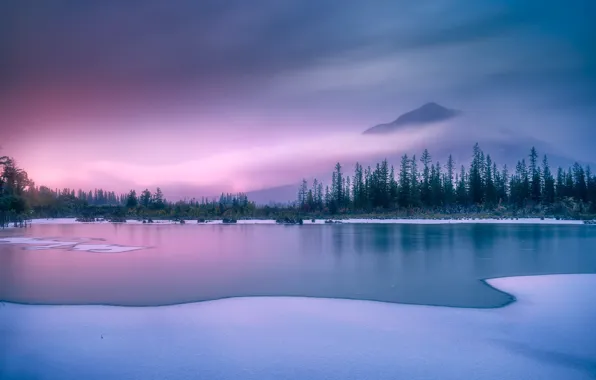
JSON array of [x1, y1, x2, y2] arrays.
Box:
[[1, 223, 595, 308]]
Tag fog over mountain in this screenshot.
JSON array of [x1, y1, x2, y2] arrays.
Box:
[[363, 103, 461, 134]]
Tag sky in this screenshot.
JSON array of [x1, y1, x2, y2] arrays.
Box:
[[1, 0, 594, 200]]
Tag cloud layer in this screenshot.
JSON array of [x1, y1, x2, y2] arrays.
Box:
[[1, 0, 594, 198]]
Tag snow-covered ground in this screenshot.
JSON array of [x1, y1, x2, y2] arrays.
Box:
[[326, 217, 585, 225], [1, 275, 594, 380], [2, 217, 587, 227]]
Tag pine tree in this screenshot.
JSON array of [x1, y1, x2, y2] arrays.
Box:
[[140, 189, 152, 208], [499, 165, 509, 204], [469, 143, 485, 205], [333, 163, 343, 209], [420, 149, 432, 207], [384, 159, 391, 207], [353, 163, 364, 210], [556, 167, 565, 200], [152, 188, 165, 209], [364, 166, 372, 210], [125, 190, 138, 209], [529, 147, 541, 203], [572, 163, 587, 202], [564, 168, 574, 198], [324, 185, 331, 211], [345, 176, 351, 208], [516, 159, 530, 207], [398, 155, 411, 208], [456, 165, 468, 207], [484, 154, 496, 208], [312, 179, 319, 210], [586, 166, 596, 211], [298, 179, 308, 209], [306, 189, 314, 211], [444, 155, 455, 207], [317, 182, 324, 210], [410, 155, 420, 207], [542, 155, 555, 205], [389, 165, 398, 208], [430, 161, 442, 208]]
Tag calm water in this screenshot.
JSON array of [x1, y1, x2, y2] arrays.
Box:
[[1, 223, 595, 308]]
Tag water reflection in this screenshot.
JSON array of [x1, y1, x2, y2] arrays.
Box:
[[0, 223, 595, 308]]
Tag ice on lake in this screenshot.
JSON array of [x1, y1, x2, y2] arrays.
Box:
[[0, 237, 144, 253], [0, 275, 594, 380]]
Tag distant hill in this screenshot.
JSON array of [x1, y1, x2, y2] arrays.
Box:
[[246, 184, 298, 205], [363, 102, 461, 134]]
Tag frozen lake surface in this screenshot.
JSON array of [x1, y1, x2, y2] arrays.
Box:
[[1, 223, 596, 308]]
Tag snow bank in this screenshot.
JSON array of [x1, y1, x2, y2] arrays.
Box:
[[0, 275, 594, 380], [337, 217, 585, 225], [30, 218, 79, 225]]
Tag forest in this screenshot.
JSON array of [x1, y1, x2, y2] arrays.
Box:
[[1, 144, 596, 226], [296, 144, 596, 219]]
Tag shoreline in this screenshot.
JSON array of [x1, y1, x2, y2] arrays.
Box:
[[5, 217, 588, 226]]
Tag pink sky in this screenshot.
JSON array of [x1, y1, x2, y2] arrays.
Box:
[[3, 111, 445, 197], [2, 1, 594, 200]]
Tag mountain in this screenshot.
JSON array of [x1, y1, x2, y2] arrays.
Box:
[[363, 102, 461, 134]]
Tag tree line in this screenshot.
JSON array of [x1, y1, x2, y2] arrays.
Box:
[[3, 144, 596, 226], [0, 156, 261, 225], [297, 144, 596, 218]]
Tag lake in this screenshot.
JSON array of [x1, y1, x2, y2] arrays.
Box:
[[1, 223, 595, 308]]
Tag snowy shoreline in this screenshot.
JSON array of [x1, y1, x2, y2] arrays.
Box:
[[2, 217, 589, 227], [1, 274, 594, 380]]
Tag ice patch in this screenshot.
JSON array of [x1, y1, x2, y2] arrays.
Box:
[[0, 275, 594, 380], [0, 237, 144, 253], [69, 244, 144, 253]]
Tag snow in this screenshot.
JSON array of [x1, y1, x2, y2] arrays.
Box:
[[0, 275, 594, 380], [11, 217, 588, 226], [0, 237, 144, 253], [29, 218, 81, 225], [336, 217, 585, 225]]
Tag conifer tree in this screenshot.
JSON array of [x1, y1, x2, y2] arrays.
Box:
[[542, 155, 555, 204], [484, 155, 496, 207], [420, 149, 432, 207], [529, 147, 541, 203], [444, 155, 455, 207], [469, 143, 485, 205], [456, 165, 468, 207], [410, 155, 420, 207], [398, 155, 411, 208]]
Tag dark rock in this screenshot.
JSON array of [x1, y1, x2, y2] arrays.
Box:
[[276, 217, 303, 225], [75, 217, 96, 223]]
